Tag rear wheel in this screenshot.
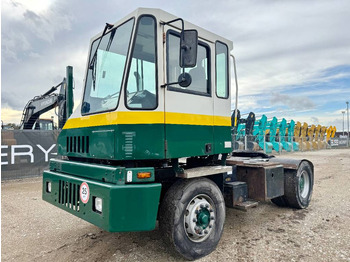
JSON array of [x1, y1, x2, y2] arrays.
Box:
[[159, 178, 225, 260], [270, 196, 287, 207], [271, 161, 313, 209]]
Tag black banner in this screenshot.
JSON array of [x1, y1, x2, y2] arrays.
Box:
[[1, 130, 60, 180]]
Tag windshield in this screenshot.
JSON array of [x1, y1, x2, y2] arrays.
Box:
[[82, 19, 134, 115]]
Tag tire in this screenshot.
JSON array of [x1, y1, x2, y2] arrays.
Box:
[[270, 196, 287, 207], [271, 161, 313, 209], [159, 178, 225, 260]]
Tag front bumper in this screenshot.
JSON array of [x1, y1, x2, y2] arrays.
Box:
[[43, 171, 161, 232]]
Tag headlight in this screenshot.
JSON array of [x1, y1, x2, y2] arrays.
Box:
[[93, 197, 103, 213], [46, 181, 51, 193]]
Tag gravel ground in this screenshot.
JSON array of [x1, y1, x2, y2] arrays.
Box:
[[2, 148, 350, 261]]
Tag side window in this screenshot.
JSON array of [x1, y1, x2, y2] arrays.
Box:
[[167, 32, 210, 95], [126, 16, 157, 109], [215, 42, 229, 98]]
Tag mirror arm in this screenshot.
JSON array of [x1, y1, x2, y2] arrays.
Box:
[[161, 18, 187, 87], [160, 18, 184, 32], [161, 81, 181, 88], [161, 73, 191, 88], [160, 19, 185, 66]]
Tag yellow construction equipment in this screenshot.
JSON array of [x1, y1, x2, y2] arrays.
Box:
[[312, 125, 321, 149], [320, 125, 327, 149], [320, 126, 328, 148], [294, 121, 301, 143], [300, 122, 308, 150], [331, 126, 337, 138], [326, 126, 333, 143], [306, 125, 315, 150]]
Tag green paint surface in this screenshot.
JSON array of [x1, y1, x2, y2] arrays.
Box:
[[50, 159, 125, 184], [58, 123, 231, 160], [43, 171, 161, 232]]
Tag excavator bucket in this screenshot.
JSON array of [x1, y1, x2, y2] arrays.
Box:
[[326, 126, 333, 144], [307, 125, 315, 150], [287, 120, 299, 151], [313, 125, 322, 149], [279, 118, 292, 152], [320, 126, 328, 148], [311, 125, 319, 150], [331, 126, 337, 138], [300, 122, 308, 151], [252, 115, 273, 153], [268, 117, 283, 152], [288, 120, 301, 151]]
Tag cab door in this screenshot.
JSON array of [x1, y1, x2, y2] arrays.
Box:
[[163, 28, 214, 159], [121, 15, 165, 160], [212, 41, 232, 155]]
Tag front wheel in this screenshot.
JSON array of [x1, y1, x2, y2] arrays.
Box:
[[159, 178, 225, 260]]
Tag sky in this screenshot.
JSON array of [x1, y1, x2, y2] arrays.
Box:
[[1, 0, 350, 132]]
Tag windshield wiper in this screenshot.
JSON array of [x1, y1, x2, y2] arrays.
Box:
[[89, 23, 114, 91], [89, 23, 114, 70]]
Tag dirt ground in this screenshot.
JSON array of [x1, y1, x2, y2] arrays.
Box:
[[2, 149, 350, 261]]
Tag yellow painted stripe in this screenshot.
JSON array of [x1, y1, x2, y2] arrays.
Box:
[[63, 111, 231, 129], [63, 111, 164, 129], [214, 115, 232, 126], [166, 112, 213, 126]]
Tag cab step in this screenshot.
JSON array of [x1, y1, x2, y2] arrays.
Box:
[[233, 200, 259, 211], [224, 181, 259, 211]]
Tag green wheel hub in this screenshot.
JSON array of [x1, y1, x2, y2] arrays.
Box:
[[184, 194, 215, 242], [197, 208, 210, 229]]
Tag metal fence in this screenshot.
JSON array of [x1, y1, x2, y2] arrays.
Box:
[[233, 134, 349, 154], [1, 130, 60, 180]]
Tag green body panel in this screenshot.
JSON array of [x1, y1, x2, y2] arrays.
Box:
[[166, 124, 232, 158], [43, 171, 161, 232], [50, 159, 125, 184], [58, 124, 165, 160], [50, 159, 155, 184], [59, 123, 231, 160], [165, 124, 213, 158], [213, 125, 232, 154]]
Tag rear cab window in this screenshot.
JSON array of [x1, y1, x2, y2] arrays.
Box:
[[215, 41, 229, 99]]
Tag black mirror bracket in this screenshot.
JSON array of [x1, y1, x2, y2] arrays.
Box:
[[161, 72, 192, 88]]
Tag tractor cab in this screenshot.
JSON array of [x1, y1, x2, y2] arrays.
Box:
[[60, 8, 233, 162]]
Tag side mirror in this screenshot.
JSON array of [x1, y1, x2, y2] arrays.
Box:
[[178, 72, 192, 87], [180, 30, 198, 68], [81, 101, 90, 113]]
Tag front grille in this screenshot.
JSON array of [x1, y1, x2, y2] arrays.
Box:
[[66, 136, 89, 153], [58, 180, 80, 212]]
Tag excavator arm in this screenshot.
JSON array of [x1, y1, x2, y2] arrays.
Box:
[[20, 92, 61, 129], [20, 66, 74, 130]]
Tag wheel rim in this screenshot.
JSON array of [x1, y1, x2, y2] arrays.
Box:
[[184, 194, 215, 243], [299, 170, 310, 199]]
